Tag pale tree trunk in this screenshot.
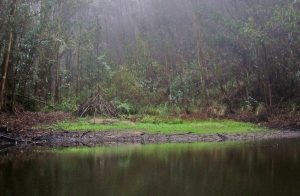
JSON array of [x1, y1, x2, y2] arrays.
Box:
[[54, 51, 60, 103], [267, 80, 272, 107], [76, 24, 82, 98], [0, 0, 17, 110], [192, 12, 209, 107], [165, 55, 172, 102]]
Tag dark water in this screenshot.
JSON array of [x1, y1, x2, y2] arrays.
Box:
[[1, 139, 300, 196]]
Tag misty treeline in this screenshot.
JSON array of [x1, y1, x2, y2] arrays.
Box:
[[0, 0, 299, 114]]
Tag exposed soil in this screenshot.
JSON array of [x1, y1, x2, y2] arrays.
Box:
[[1, 111, 300, 148], [0, 111, 73, 132], [2, 129, 300, 148], [263, 113, 300, 130]]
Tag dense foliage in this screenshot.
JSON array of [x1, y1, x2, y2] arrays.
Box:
[[0, 0, 299, 114]]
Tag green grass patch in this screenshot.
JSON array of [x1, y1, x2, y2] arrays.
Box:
[[50, 116, 265, 134]]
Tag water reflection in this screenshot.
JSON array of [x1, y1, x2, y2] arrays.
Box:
[[1, 139, 300, 196]]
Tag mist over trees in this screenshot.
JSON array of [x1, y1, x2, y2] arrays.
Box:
[[0, 0, 299, 114]]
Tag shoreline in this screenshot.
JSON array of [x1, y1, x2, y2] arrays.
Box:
[[1, 129, 300, 148], [1, 111, 300, 148]]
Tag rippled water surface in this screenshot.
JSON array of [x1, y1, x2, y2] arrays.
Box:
[[1, 139, 300, 196]]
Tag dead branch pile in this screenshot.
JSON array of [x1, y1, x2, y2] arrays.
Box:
[[77, 93, 117, 117]]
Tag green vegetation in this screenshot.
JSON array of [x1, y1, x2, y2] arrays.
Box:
[[51, 116, 264, 134], [1, 0, 299, 114]]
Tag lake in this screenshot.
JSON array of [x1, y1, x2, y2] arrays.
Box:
[[1, 139, 300, 196]]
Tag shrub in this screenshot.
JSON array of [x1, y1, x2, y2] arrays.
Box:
[[41, 98, 77, 113], [255, 103, 267, 116], [114, 100, 136, 115], [57, 98, 78, 112], [139, 106, 161, 116]]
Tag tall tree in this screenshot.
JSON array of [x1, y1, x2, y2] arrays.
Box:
[[0, 0, 17, 110]]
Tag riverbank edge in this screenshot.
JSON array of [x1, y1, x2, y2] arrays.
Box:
[[1, 111, 300, 148], [1, 129, 300, 148]]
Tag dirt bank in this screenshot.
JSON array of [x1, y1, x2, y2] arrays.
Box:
[[0, 111, 73, 132]]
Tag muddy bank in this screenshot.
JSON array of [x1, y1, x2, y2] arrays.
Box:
[[1, 111, 300, 148], [1, 130, 300, 148]]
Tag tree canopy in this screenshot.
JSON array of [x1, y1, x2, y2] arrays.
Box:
[[0, 0, 299, 114]]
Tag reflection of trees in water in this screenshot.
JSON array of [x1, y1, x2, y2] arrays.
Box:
[[1, 140, 300, 195]]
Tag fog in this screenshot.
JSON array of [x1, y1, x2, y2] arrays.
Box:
[[0, 0, 299, 110]]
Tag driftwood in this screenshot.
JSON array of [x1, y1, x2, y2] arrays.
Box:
[[0, 127, 31, 145], [77, 93, 117, 117], [0, 134, 30, 145]]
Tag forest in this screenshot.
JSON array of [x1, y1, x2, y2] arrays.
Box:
[[1, 1, 300, 195], [0, 0, 299, 116]]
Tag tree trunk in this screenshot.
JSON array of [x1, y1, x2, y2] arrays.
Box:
[[76, 24, 82, 98], [0, 33, 13, 110], [54, 51, 60, 103], [268, 81, 272, 107], [0, 0, 17, 110], [192, 13, 209, 107]]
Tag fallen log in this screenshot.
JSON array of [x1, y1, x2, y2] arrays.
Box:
[[0, 135, 18, 144], [0, 134, 31, 145]]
